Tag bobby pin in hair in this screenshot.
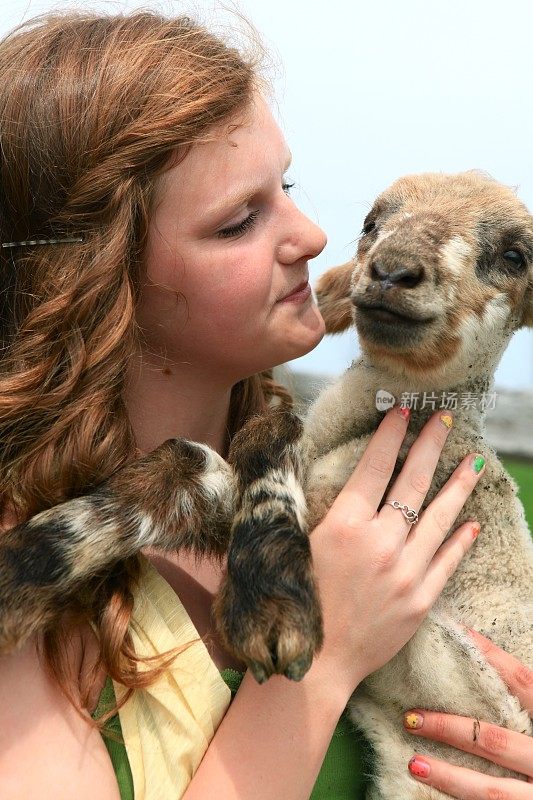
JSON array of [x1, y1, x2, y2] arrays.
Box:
[[1, 236, 84, 249]]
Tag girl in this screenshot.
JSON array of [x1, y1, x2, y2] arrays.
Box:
[[0, 10, 530, 800]]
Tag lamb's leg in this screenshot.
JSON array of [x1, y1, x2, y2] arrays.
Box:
[[302, 358, 386, 460], [214, 409, 323, 683], [0, 438, 237, 653], [349, 611, 532, 800]]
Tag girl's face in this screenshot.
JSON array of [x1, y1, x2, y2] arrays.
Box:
[[137, 95, 327, 386]]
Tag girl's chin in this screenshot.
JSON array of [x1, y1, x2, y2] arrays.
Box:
[[273, 325, 326, 369], [234, 313, 327, 380], [293, 311, 327, 354]]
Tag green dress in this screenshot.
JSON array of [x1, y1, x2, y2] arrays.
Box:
[[93, 671, 371, 799]]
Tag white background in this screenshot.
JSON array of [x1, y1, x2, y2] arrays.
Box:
[[3, 0, 533, 388]]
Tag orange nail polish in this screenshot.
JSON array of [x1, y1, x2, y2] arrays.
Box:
[[408, 756, 430, 778], [397, 405, 410, 421]]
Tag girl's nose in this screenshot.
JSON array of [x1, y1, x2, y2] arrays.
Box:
[[277, 207, 327, 264]]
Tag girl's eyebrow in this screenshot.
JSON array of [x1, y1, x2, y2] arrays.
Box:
[[204, 181, 259, 224], [203, 151, 292, 225]]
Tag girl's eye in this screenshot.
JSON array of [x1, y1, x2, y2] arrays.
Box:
[[216, 180, 293, 239], [218, 210, 260, 239]]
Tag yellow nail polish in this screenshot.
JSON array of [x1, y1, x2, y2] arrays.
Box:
[[439, 413, 453, 430], [404, 711, 424, 729]]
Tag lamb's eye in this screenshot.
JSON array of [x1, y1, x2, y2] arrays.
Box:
[[362, 219, 376, 235], [503, 250, 525, 269]]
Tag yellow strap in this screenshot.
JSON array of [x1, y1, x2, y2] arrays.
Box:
[[113, 557, 231, 800]]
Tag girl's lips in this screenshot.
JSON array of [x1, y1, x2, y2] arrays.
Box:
[[278, 281, 311, 303]]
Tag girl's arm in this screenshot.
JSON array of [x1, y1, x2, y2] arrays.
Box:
[[183, 407, 485, 800]]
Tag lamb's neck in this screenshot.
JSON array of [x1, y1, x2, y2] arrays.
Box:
[[305, 356, 493, 457], [360, 357, 492, 427]]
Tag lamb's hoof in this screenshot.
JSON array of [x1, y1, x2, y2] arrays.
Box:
[[231, 618, 318, 684], [249, 650, 314, 684], [213, 574, 323, 683], [283, 652, 315, 682], [247, 629, 316, 684]]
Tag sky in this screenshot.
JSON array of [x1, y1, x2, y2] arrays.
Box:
[[3, 0, 533, 388]]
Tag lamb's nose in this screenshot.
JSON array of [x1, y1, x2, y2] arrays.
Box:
[[370, 260, 424, 289]]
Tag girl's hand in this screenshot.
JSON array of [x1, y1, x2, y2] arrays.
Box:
[[183, 408, 485, 800], [403, 628, 533, 798], [310, 404, 485, 695]]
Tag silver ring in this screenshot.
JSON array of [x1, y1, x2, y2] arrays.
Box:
[[383, 499, 419, 526]]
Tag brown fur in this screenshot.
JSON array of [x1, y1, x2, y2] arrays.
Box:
[[314, 260, 354, 333], [212, 172, 533, 797], [317, 172, 533, 356], [0, 439, 237, 652], [297, 172, 533, 798], [214, 409, 322, 682]]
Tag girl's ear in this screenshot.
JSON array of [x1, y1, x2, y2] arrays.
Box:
[[314, 260, 354, 334]]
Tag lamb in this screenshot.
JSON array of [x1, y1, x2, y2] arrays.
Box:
[[209, 171, 533, 800], [233, 170, 533, 799]]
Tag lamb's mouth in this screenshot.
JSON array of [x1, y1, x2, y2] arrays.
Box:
[[352, 299, 436, 326]]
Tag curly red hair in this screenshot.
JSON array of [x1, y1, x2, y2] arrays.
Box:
[[0, 10, 291, 715]]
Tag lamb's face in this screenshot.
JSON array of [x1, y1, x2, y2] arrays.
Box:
[[346, 172, 533, 384]]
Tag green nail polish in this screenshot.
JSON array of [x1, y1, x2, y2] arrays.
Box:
[[472, 455, 485, 474]]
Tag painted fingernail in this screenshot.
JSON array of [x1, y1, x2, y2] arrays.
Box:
[[471, 454, 485, 474], [470, 521, 481, 539], [404, 711, 424, 730], [408, 756, 431, 778], [439, 412, 453, 429], [397, 405, 410, 421]]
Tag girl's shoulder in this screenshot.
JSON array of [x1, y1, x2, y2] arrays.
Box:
[[0, 632, 117, 799]]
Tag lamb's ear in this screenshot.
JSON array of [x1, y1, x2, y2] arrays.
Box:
[[314, 260, 354, 334], [522, 267, 533, 327]]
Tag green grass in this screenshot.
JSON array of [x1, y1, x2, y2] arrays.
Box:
[[501, 458, 533, 532]]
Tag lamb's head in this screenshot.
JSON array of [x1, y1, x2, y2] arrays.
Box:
[[317, 172, 533, 387]]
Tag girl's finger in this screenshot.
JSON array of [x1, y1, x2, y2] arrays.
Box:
[[378, 411, 455, 539], [406, 753, 533, 799], [465, 628, 533, 716], [419, 519, 479, 599], [332, 405, 409, 522], [404, 709, 533, 777], [406, 452, 485, 565]]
